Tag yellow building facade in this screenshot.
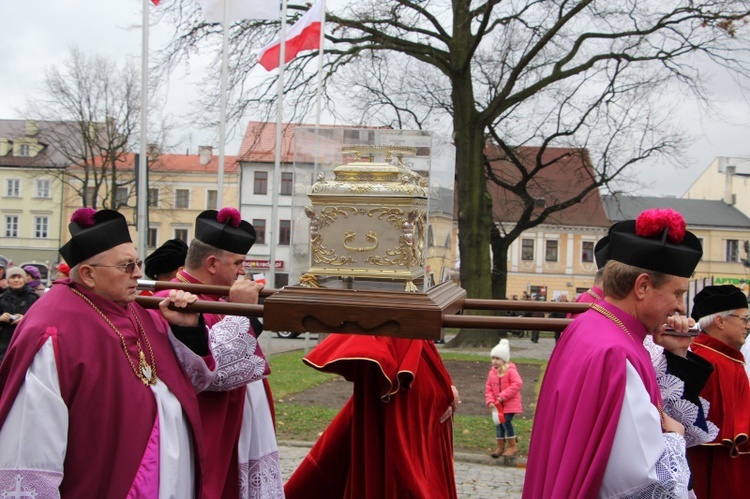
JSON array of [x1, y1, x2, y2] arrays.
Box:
[[61, 148, 239, 254], [0, 120, 66, 268]]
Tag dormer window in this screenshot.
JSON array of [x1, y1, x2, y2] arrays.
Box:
[[19, 144, 30, 157]]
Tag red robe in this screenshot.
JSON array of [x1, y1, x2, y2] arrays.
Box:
[[688, 333, 750, 498], [0, 280, 205, 497], [285, 334, 457, 499]]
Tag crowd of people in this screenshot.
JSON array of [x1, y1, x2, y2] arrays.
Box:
[[0, 205, 748, 498]]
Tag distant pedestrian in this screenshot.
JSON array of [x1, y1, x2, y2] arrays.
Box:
[[0, 256, 8, 291], [485, 339, 523, 458], [0, 267, 39, 361], [22, 265, 46, 296], [55, 262, 70, 280]]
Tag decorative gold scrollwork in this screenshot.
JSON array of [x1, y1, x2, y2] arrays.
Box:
[[368, 207, 405, 229], [318, 206, 359, 228], [299, 273, 320, 288], [310, 234, 357, 266], [365, 235, 415, 267], [343, 231, 379, 252]]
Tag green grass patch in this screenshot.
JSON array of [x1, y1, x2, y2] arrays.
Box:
[[269, 348, 545, 456], [267, 350, 338, 399], [439, 351, 546, 366], [275, 403, 339, 441], [453, 415, 532, 455]]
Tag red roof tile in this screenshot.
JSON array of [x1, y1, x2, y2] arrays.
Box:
[[69, 152, 239, 173], [486, 145, 610, 227]]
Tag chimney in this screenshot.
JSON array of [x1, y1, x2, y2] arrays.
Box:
[[199, 145, 213, 165], [724, 164, 736, 205]]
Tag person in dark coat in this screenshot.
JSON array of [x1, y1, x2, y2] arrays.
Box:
[[0, 267, 39, 361]]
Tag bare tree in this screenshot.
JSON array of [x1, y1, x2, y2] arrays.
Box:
[[154, 1, 750, 313], [26, 47, 142, 212]]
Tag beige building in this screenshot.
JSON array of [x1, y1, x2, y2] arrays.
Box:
[[683, 156, 750, 217], [0, 120, 67, 269], [488, 146, 610, 300], [62, 146, 239, 254], [604, 195, 750, 293]]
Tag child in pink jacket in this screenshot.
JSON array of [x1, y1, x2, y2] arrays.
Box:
[[485, 339, 523, 457]]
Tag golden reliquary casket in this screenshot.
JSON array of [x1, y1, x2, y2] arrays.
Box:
[[301, 145, 428, 292]]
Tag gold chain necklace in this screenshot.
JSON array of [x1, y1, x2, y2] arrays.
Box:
[[590, 302, 668, 429], [586, 288, 603, 300], [71, 288, 157, 386], [590, 303, 635, 342]]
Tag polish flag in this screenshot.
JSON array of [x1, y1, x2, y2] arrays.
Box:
[[198, 0, 280, 23], [257, 1, 323, 71]]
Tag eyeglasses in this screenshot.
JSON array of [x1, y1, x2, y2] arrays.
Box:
[[727, 314, 750, 325], [89, 260, 143, 275]]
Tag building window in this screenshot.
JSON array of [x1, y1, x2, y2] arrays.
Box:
[[726, 239, 739, 262], [254, 171, 268, 195], [545, 240, 558, 262], [34, 216, 48, 238], [175, 189, 190, 209], [174, 228, 189, 242], [84, 187, 96, 206], [35, 178, 51, 198], [148, 188, 159, 207], [4, 215, 18, 238], [279, 220, 291, 245], [5, 179, 20, 197], [116, 187, 129, 206], [19, 144, 30, 157], [206, 190, 218, 210], [253, 219, 266, 245], [521, 238, 534, 261], [148, 228, 158, 248], [280, 172, 293, 195], [581, 241, 594, 263]]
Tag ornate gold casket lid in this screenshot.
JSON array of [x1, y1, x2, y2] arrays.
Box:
[[309, 145, 427, 198]]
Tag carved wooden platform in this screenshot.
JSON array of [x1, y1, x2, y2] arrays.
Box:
[[263, 281, 466, 340]]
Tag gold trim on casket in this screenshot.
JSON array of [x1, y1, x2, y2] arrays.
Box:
[[305, 146, 427, 283]]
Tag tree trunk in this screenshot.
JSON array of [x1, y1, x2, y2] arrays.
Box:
[[445, 78, 497, 348], [491, 223, 510, 300]]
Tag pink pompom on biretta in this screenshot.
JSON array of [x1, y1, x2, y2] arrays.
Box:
[[635, 208, 686, 244], [217, 207, 241, 228], [71, 207, 97, 228]]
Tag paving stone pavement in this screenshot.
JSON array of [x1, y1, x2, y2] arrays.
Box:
[[279, 443, 526, 498]]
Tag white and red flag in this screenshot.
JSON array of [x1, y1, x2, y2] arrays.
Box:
[[257, 1, 323, 71], [198, 0, 280, 23]]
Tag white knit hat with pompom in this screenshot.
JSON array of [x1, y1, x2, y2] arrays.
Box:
[[490, 339, 510, 362]]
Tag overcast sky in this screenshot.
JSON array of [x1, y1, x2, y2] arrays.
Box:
[[1, 0, 748, 197]]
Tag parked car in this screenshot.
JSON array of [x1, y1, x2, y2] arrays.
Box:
[[276, 331, 300, 339]]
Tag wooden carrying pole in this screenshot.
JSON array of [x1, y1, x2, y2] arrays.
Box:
[[136, 280, 584, 340]]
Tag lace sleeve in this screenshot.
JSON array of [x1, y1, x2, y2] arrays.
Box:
[[644, 337, 719, 447], [171, 315, 267, 392], [608, 433, 690, 499], [204, 315, 267, 392]]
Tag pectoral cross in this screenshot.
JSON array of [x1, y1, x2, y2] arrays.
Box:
[[2, 475, 38, 498]]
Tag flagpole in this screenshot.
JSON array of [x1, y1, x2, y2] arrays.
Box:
[[313, 0, 325, 182], [269, 0, 288, 289], [137, 0, 150, 260], [216, 0, 231, 208]]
